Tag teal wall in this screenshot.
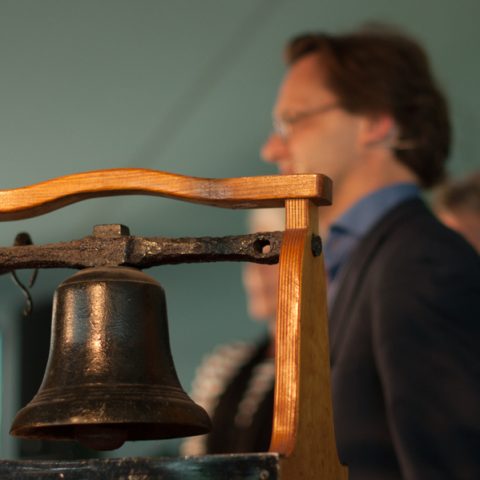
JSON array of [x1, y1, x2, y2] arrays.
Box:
[[0, 0, 478, 458]]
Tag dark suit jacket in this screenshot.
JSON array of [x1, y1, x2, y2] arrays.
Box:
[[330, 197, 480, 480]]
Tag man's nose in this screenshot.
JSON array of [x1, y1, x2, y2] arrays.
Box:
[[261, 133, 288, 164]]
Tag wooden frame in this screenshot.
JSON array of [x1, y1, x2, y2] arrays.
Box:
[[0, 169, 347, 479]]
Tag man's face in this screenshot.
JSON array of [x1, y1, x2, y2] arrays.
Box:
[[261, 54, 366, 187]]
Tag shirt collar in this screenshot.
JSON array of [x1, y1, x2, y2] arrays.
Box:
[[324, 183, 420, 308], [329, 183, 421, 239]]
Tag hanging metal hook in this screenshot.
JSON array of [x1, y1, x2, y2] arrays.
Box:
[[10, 232, 38, 317]]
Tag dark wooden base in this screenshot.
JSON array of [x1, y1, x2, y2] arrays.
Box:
[[0, 454, 279, 479]]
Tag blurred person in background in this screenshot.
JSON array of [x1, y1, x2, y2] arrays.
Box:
[[433, 171, 480, 253], [181, 209, 283, 455]]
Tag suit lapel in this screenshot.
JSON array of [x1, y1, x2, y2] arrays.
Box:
[[328, 197, 425, 363]]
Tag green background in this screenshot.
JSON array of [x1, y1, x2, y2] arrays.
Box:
[[0, 0, 478, 458]]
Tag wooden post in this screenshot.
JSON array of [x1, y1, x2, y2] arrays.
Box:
[[0, 169, 347, 478], [271, 199, 347, 479]]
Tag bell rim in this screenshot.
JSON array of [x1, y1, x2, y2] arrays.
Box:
[[11, 383, 211, 444], [11, 397, 211, 443]]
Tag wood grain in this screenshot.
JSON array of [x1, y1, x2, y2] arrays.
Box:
[[0, 169, 344, 477], [271, 199, 347, 479], [0, 168, 332, 221]]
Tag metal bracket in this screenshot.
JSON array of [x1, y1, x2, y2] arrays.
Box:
[[0, 224, 286, 273]]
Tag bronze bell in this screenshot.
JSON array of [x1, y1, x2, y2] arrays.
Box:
[[10, 266, 211, 450]]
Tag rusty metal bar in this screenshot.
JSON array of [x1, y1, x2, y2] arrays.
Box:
[[0, 224, 284, 274]]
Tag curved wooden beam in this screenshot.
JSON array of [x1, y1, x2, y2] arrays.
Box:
[[0, 168, 331, 221]]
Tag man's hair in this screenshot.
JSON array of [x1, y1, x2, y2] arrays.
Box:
[[285, 25, 450, 188]]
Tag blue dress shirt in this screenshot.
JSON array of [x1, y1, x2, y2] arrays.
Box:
[[324, 183, 420, 307]]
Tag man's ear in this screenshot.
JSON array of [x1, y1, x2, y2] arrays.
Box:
[[360, 114, 397, 148]]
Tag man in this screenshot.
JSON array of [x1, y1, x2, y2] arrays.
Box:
[[433, 171, 480, 253], [262, 27, 480, 479]]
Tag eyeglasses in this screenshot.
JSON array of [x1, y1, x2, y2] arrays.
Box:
[[273, 102, 340, 139]]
